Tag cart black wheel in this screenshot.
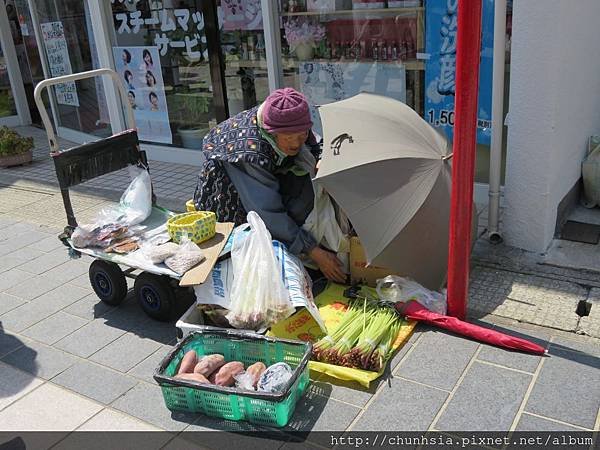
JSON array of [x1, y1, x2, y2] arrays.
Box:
[[134, 272, 174, 322], [89, 260, 128, 306]]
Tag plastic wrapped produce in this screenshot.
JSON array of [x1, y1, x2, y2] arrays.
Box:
[[234, 362, 266, 391], [142, 242, 180, 264], [257, 362, 293, 393], [164, 239, 205, 275]]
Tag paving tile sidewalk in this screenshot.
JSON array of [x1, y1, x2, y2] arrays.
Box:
[[0, 214, 598, 447], [0, 128, 599, 448]]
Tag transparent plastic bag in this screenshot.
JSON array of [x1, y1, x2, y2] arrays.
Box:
[[141, 241, 180, 264], [96, 168, 152, 227], [164, 238, 205, 275], [71, 169, 152, 249], [376, 275, 447, 315], [234, 371, 255, 391], [226, 211, 294, 330]]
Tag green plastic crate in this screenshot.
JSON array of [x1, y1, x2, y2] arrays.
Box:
[[154, 329, 312, 427]]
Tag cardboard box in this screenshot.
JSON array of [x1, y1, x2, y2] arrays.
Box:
[[349, 236, 399, 287], [179, 222, 234, 287]]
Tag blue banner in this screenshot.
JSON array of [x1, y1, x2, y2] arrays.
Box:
[[425, 0, 494, 145]]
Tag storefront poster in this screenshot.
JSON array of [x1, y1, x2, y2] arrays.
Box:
[[114, 6, 207, 60], [40, 21, 79, 107], [425, 0, 494, 145], [299, 61, 406, 136], [222, 0, 262, 31], [113, 46, 172, 145]]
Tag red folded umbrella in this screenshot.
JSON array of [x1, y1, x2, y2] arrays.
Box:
[[396, 300, 547, 355]]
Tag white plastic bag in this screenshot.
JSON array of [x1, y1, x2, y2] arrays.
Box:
[[303, 183, 350, 254], [164, 239, 205, 275], [376, 275, 447, 315], [193, 240, 326, 331], [226, 211, 294, 330], [97, 168, 153, 227], [71, 169, 153, 249]]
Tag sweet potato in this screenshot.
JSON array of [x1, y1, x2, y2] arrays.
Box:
[[177, 350, 198, 375], [210, 361, 244, 387], [246, 362, 267, 388], [193, 354, 225, 377], [175, 372, 210, 384]]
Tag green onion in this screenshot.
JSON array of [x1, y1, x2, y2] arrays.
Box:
[[313, 303, 363, 361], [369, 320, 402, 372], [312, 292, 405, 371], [345, 308, 397, 369]]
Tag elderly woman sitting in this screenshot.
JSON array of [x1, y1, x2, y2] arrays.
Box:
[[193, 88, 344, 282]]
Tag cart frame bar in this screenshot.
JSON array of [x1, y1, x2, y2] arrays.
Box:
[[33, 68, 135, 153]]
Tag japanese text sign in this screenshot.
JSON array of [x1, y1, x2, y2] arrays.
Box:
[[425, 0, 494, 145]]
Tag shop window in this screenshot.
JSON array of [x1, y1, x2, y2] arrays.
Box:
[[279, 1, 425, 136], [32, 0, 112, 137], [217, 0, 270, 116], [111, 0, 218, 150]]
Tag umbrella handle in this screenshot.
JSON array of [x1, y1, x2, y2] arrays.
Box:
[[443, 153, 454, 161]]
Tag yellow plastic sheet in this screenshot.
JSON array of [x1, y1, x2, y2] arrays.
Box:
[[269, 283, 416, 387]]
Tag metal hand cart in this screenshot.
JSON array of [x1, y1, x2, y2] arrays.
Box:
[[34, 68, 191, 322]]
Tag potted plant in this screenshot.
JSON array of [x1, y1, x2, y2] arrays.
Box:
[[0, 127, 34, 168], [284, 18, 326, 60], [174, 93, 212, 150]]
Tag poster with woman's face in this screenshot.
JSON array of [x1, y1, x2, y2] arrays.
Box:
[[113, 46, 172, 144]]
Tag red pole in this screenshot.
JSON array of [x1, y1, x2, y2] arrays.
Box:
[[447, 0, 483, 319]]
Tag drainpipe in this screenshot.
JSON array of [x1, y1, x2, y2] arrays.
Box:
[[487, 0, 508, 244]]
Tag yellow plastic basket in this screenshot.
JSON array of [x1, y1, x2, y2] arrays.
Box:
[[167, 211, 216, 244], [186, 199, 196, 212]]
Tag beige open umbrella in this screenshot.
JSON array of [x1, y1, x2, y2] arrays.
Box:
[[314, 92, 452, 290]]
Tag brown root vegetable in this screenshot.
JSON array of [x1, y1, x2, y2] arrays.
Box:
[[174, 372, 210, 384], [211, 361, 244, 387], [193, 354, 226, 378], [177, 350, 198, 375], [246, 362, 267, 388]]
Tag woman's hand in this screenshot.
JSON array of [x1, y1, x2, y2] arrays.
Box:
[[309, 247, 346, 283]]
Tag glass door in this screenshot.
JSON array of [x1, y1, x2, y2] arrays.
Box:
[[7, 0, 45, 125], [217, 0, 270, 116], [28, 0, 112, 139]]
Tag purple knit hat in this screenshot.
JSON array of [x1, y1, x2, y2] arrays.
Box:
[[261, 88, 313, 134]]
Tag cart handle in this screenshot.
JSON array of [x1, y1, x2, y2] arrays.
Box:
[[33, 68, 136, 153]]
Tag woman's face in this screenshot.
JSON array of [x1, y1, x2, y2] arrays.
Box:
[[144, 53, 152, 65], [146, 73, 155, 87], [122, 51, 128, 64], [275, 130, 309, 156], [150, 95, 158, 107], [128, 92, 135, 106]]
